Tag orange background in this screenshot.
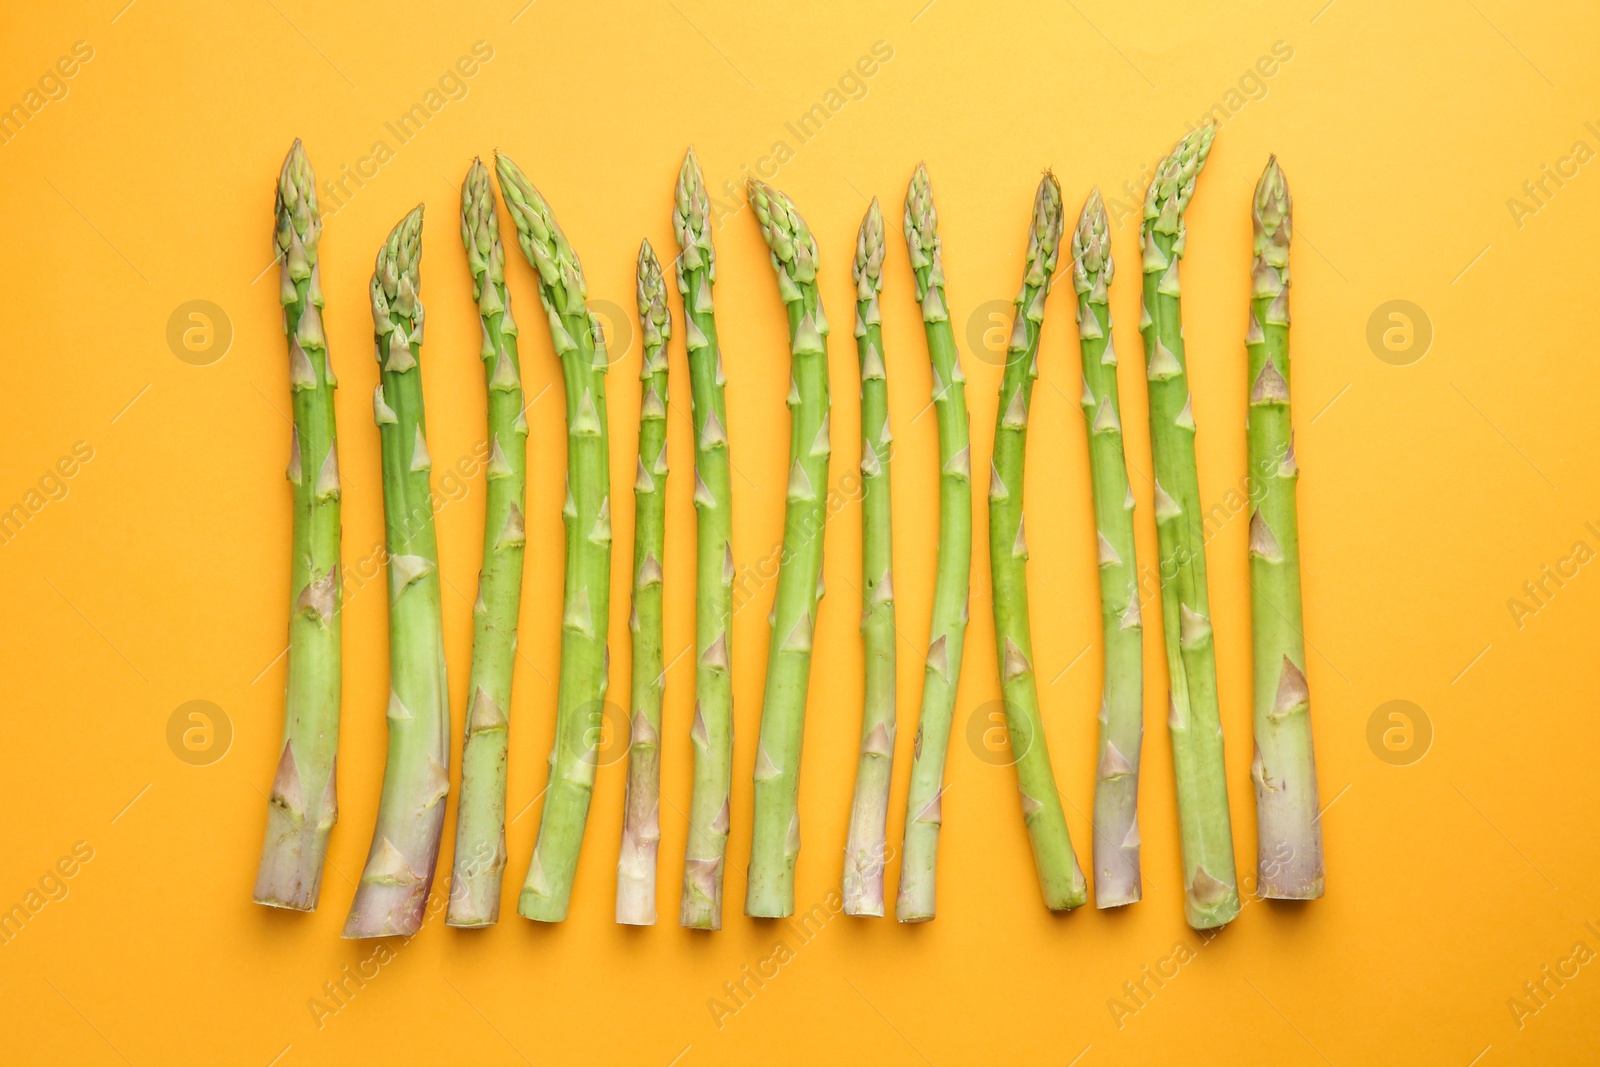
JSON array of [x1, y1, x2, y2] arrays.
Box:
[[2, 1, 1598, 1064]]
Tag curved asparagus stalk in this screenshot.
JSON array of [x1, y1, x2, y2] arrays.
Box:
[[344, 205, 451, 938], [1138, 124, 1241, 930], [745, 178, 831, 919], [1071, 190, 1145, 909], [446, 160, 528, 928], [255, 140, 342, 911], [495, 153, 613, 924], [1247, 158, 1324, 899], [616, 239, 672, 925], [897, 164, 972, 923], [674, 149, 736, 930], [842, 199, 897, 917], [988, 174, 1086, 911]]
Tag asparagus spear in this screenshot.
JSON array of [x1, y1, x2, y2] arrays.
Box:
[[1247, 158, 1324, 899], [446, 160, 528, 928], [897, 164, 972, 924], [842, 199, 897, 917], [674, 148, 736, 930], [255, 140, 343, 911], [495, 153, 613, 923], [344, 205, 451, 938], [1138, 124, 1241, 929], [1071, 190, 1145, 909], [988, 174, 1086, 911], [616, 239, 671, 925], [745, 178, 831, 919]]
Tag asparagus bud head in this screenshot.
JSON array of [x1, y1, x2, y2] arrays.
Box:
[[495, 152, 588, 310], [853, 197, 886, 295], [1023, 172, 1064, 286], [674, 147, 716, 284], [1071, 189, 1114, 296], [637, 239, 672, 354]]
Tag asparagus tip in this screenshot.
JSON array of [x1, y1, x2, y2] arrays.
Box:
[[1072, 189, 1113, 292], [493, 151, 540, 216], [281, 137, 310, 186], [1025, 171, 1064, 281], [853, 198, 885, 293], [674, 147, 714, 280], [461, 159, 504, 295], [903, 162, 936, 247], [276, 140, 320, 243], [676, 147, 707, 208], [902, 164, 941, 301], [636, 239, 670, 343], [372, 205, 424, 325], [748, 179, 817, 281], [462, 158, 492, 209], [1143, 123, 1217, 226], [495, 153, 588, 304], [378, 204, 425, 268], [1252, 155, 1291, 245], [677, 145, 706, 200]]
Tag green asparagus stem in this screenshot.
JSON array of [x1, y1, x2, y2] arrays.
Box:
[[842, 199, 897, 917], [446, 160, 528, 928], [1247, 158, 1324, 899], [675, 148, 736, 930], [344, 205, 451, 938], [745, 178, 831, 919], [988, 174, 1086, 912], [1071, 190, 1145, 909], [255, 140, 342, 911], [496, 153, 613, 923], [616, 239, 671, 926], [1138, 124, 1241, 929], [897, 164, 972, 923]]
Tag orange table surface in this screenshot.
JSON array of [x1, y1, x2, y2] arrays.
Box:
[[1, 1, 1596, 1064]]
